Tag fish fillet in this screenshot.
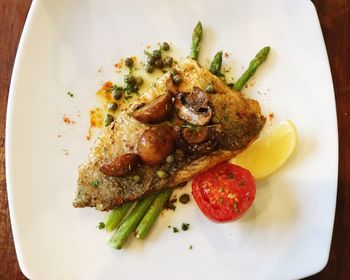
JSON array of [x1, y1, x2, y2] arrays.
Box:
[[73, 59, 265, 211]]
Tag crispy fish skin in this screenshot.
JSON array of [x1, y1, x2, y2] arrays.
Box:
[[73, 59, 265, 211]]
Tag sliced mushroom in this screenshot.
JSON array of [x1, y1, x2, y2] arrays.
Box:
[[175, 125, 223, 155], [174, 87, 212, 126], [186, 87, 210, 111], [137, 126, 175, 165], [165, 76, 178, 95], [100, 153, 140, 177], [131, 93, 172, 124]]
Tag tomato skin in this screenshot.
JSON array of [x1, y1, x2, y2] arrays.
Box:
[[192, 162, 256, 222]]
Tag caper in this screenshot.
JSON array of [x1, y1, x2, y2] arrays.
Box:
[[154, 59, 164, 69], [179, 194, 190, 204], [112, 86, 123, 100], [147, 55, 156, 65], [205, 83, 216, 94], [125, 57, 134, 68], [135, 77, 144, 86], [157, 170, 169, 179], [172, 74, 183, 85], [124, 75, 136, 85], [166, 154, 175, 164], [125, 83, 138, 93], [107, 102, 118, 112], [152, 49, 161, 59], [133, 175, 141, 183], [160, 42, 170, 51], [105, 114, 114, 126], [145, 64, 155, 73], [163, 56, 173, 67]]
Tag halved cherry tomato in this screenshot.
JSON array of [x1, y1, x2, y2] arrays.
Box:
[[192, 162, 256, 222]]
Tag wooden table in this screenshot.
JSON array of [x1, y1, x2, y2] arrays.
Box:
[[0, 1, 349, 279]]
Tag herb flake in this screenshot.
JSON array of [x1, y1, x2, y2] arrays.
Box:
[[181, 223, 190, 231], [91, 180, 100, 187]]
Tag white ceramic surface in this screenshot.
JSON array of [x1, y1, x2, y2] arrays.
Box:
[[6, 0, 338, 279]]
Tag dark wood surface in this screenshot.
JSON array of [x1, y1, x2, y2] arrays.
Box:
[[0, 0, 349, 279]]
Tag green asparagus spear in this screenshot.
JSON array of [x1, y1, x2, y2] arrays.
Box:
[[104, 202, 133, 232], [190, 21, 203, 60], [135, 189, 173, 240], [234, 46, 270, 91], [108, 194, 156, 249], [209, 51, 223, 77]]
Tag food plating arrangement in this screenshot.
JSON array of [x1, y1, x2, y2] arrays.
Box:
[[73, 22, 297, 249]]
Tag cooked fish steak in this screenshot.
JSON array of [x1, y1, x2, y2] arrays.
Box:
[[73, 59, 265, 211]]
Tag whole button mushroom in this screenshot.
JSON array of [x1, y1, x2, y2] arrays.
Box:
[[137, 126, 175, 165]]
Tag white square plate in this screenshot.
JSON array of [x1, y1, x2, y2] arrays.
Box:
[[6, 0, 338, 279]]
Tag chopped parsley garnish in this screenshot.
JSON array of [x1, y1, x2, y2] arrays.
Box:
[[173, 227, 179, 233], [67, 91, 74, 97], [91, 180, 100, 187], [165, 198, 177, 211], [189, 245, 193, 250], [98, 222, 105, 229], [124, 83, 139, 94], [181, 223, 190, 231]]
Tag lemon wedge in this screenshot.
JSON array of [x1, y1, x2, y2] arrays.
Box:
[[230, 120, 298, 179]]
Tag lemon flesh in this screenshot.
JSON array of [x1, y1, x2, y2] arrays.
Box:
[[230, 120, 298, 179]]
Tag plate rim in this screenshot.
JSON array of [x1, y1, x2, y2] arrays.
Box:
[[5, 0, 339, 279]]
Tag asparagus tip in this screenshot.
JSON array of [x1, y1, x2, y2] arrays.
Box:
[[108, 239, 122, 250], [135, 233, 143, 240]]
